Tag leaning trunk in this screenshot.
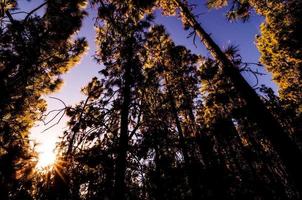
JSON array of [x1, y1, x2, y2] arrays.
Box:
[[174, 0, 302, 189]]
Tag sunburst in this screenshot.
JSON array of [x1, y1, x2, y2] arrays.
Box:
[[35, 143, 57, 171]]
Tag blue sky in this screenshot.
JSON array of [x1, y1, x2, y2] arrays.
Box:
[[18, 1, 275, 153]]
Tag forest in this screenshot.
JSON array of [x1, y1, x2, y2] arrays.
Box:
[[0, 0, 301, 199]]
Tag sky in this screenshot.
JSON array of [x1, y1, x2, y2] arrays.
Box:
[[18, 1, 275, 156]]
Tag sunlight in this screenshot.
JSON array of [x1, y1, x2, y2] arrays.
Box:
[[36, 143, 57, 170]]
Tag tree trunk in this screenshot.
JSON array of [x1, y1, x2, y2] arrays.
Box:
[[153, 145, 165, 200], [214, 118, 275, 198], [174, 0, 302, 189], [0, 184, 9, 200], [113, 49, 133, 200], [166, 84, 200, 199]]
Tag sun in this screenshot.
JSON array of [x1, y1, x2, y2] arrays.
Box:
[[36, 144, 57, 170], [36, 150, 56, 170]]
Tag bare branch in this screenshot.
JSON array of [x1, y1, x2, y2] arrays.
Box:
[[49, 96, 67, 108], [24, 1, 48, 22], [42, 110, 65, 133]]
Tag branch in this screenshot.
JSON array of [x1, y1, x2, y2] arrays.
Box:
[[5, 10, 15, 24], [49, 96, 67, 108], [129, 108, 142, 139], [42, 110, 65, 133], [67, 95, 91, 154], [240, 65, 265, 88], [11, 11, 29, 15], [41, 109, 65, 126], [41, 96, 68, 132], [24, 1, 48, 22]]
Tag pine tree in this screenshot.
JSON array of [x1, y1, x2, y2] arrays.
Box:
[[0, 1, 87, 199], [143, 25, 202, 199], [95, 2, 150, 199], [206, 0, 302, 152], [13, 1, 302, 199], [199, 56, 299, 198], [205, 0, 302, 191], [58, 1, 155, 199], [143, 0, 302, 190], [255, 0, 302, 135]]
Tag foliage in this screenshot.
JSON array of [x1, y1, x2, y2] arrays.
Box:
[[1, 0, 301, 199], [0, 0, 87, 199], [206, 0, 302, 134]]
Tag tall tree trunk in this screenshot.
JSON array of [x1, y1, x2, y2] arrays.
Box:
[[236, 117, 292, 198], [173, 0, 302, 189], [0, 182, 9, 200], [114, 51, 133, 200], [166, 84, 200, 199], [48, 170, 69, 200], [214, 118, 275, 198], [153, 145, 165, 200], [179, 80, 198, 137]]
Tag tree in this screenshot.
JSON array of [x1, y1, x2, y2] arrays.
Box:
[[58, 1, 156, 199], [143, 25, 203, 199], [8, 0, 300, 199], [206, 0, 302, 151], [0, 1, 87, 199], [199, 55, 299, 198], [255, 0, 302, 136], [142, 0, 302, 190]]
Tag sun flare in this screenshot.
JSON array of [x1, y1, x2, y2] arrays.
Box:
[[36, 144, 57, 170]]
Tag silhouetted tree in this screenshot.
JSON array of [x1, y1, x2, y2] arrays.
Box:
[[7, 1, 301, 199], [206, 0, 302, 152], [143, 0, 302, 191], [0, 0, 87, 199]]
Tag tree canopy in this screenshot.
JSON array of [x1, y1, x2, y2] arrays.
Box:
[[0, 0, 301, 199]]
